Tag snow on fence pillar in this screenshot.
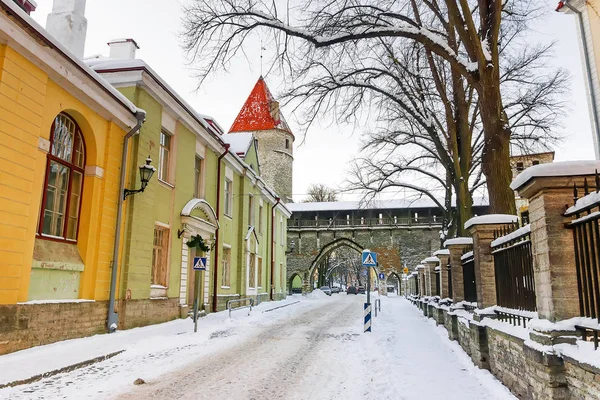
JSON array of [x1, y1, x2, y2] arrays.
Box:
[[511, 161, 600, 322], [423, 257, 440, 297], [444, 238, 473, 303], [433, 250, 450, 299], [465, 215, 518, 309]]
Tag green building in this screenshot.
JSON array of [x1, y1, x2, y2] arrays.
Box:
[[87, 39, 290, 329]]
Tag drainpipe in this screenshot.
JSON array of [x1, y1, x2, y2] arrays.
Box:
[[270, 197, 281, 301], [107, 110, 146, 332], [212, 144, 230, 313], [561, 1, 600, 159]]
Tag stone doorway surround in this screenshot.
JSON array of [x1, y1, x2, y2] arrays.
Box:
[[179, 199, 219, 313]]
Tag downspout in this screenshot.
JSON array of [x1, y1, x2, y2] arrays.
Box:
[[107, 110, 146, 332], [563, 1, 600, 159], [270, 197, 281, 301], [212, 144, 230, 313]]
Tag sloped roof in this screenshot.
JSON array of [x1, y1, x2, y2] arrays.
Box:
[[229, 76, 291, 134]]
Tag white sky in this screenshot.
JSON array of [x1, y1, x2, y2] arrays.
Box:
[[32, 1, 596, 202]]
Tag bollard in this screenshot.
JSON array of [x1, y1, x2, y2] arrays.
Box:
[[374, 298, 381, 316], [364, 303, 372, 332]]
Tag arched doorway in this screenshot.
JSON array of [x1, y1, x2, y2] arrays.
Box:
[[386, 272, 402, 296], [288, 273, 303, 295]]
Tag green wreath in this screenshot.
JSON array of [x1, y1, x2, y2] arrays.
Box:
[[186, 234, 211, 252]]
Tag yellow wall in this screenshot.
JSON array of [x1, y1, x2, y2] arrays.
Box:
[[0, 44, 129, 304]]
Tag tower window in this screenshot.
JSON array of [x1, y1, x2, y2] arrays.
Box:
[[532, 160, 540, 166], [516, 162, 524, 171], [285, 139, 290, 149]]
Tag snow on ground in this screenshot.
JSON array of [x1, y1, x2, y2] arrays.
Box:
[[1, 295, 515, 400]]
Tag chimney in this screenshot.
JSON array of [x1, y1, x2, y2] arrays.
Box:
[[46, 0, 87, 59], [107, 38, 139, 60]]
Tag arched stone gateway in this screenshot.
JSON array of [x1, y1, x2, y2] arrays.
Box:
[[385, 272, 403, 295], [287, 221, 442, 294]]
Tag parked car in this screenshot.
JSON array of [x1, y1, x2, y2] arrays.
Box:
[[320, 286, 332, 296], [331, 287, 340, 294], [347, 286, 358, 295], [357, 286, 366, 294]]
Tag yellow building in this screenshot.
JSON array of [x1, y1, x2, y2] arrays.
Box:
[[558, 0, 600, 158], [0, 0, 143, 354]]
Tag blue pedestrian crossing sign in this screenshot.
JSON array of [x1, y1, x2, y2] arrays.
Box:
[[362, 250, 377, 267], [193, 257, 207, 271]]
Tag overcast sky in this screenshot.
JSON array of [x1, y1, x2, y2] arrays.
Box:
[[32, 1, 596, 202]]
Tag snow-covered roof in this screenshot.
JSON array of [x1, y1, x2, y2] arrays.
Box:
[[464, 214, 518, 230], [433, 249, 450, 256], [510, 161, 600, 191], [287, 197, 488, 213], [221, 132, 254, 157], [0, 0, 142, 119], [85, 56, 225, 138], [443, 237, 473, 247], [229, 76, 292, 134]]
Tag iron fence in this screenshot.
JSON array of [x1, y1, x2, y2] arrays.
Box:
[[435, 271, 440, 297], [461, 245, 477, 303], [496, 309, 534, 328], [491, 223, 536, 312], [447, 263, 453, 299], [565, 176, 600, 321]]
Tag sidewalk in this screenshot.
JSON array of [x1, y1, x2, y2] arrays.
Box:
[[0, 296, 305, 388]]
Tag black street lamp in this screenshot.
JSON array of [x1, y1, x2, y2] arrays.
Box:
[[124, 156, 155, 199]]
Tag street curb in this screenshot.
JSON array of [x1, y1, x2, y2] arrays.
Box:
[[262, 301, 300, 313], [0, 350, 125, 389]]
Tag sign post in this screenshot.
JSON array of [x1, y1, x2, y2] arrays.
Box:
[[193, 257, 207, 332], [362, 249, 377, 333]]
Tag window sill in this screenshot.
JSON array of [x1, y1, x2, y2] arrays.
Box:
[[224, 214, 233, 220], [158, 179, 175, 189], [221, 286, 231, 289]]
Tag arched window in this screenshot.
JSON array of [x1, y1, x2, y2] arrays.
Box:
[[38, 113, 86, 241]]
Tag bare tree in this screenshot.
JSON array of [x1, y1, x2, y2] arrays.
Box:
[[182, 0, 559, 213], [303, 183, 339, 202]]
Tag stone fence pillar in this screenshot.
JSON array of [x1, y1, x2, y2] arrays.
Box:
[[466, 215, 518, 309], [434, 250, 450, 299], [417, 265, 425, 296], [424, 257, 440, 296], [512, 161, 600, 322], [444, 238, 473, 303]]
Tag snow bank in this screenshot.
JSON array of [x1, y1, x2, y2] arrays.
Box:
[[528, 316, 600, 332], [444, 237, 473, 247], [305, 290, 331, 300], [510, 161, 600, 191], [464, 214, 518, 230], [490, 224, 531, 248]]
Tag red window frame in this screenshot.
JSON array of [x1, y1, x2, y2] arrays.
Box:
[[37, 113, 86, 243]]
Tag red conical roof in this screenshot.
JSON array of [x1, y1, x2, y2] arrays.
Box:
[[229, 77, 291, 134]]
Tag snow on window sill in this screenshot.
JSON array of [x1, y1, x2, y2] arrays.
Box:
[[220, 286, 231, 289], [150, 285, 168, 289], [18, 299, 95, 305], [158, 179, 175, 189]]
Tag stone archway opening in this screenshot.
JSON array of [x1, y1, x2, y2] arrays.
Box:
[[289, 273, 303, 295], [386, 272, 403, 296]]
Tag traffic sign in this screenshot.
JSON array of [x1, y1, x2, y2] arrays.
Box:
[[403, 267, 409, 274], [378, 273, 385, 280], [362, 250, 377, 267], [193, 257, 207, 271]]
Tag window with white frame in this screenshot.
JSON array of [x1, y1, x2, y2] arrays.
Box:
[[224, 179, 233, 216], [248, 194, 254, 226], [258, 204, 264, 234], [159, 131, 171, 182], [280, 217, 284, 245], [222, 247, 231, 287]]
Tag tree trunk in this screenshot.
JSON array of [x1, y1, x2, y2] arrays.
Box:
[[478, 74, 517, 215], [454, 179, 473, 236]]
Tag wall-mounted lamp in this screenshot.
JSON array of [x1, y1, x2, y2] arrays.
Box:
[[124, 156, 155, 199]]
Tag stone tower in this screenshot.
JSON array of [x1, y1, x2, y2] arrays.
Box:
[[229, 77, 294, 203]]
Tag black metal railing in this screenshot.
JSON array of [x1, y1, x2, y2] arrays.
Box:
[[435, 271, 440, 297], [565, 175, 600, 321], [288, 216, 441, 228], [491, 223, 536, 312], [462, 245, 477, 303], [447, 264, 453, 299], [496, 309, 534, 328], [463, 303, 477, 312]]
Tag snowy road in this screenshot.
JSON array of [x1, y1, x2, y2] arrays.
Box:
[[1, 295, 515, 400]]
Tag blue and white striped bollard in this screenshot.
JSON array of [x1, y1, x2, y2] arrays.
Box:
[[364, 303, 372, 332]]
